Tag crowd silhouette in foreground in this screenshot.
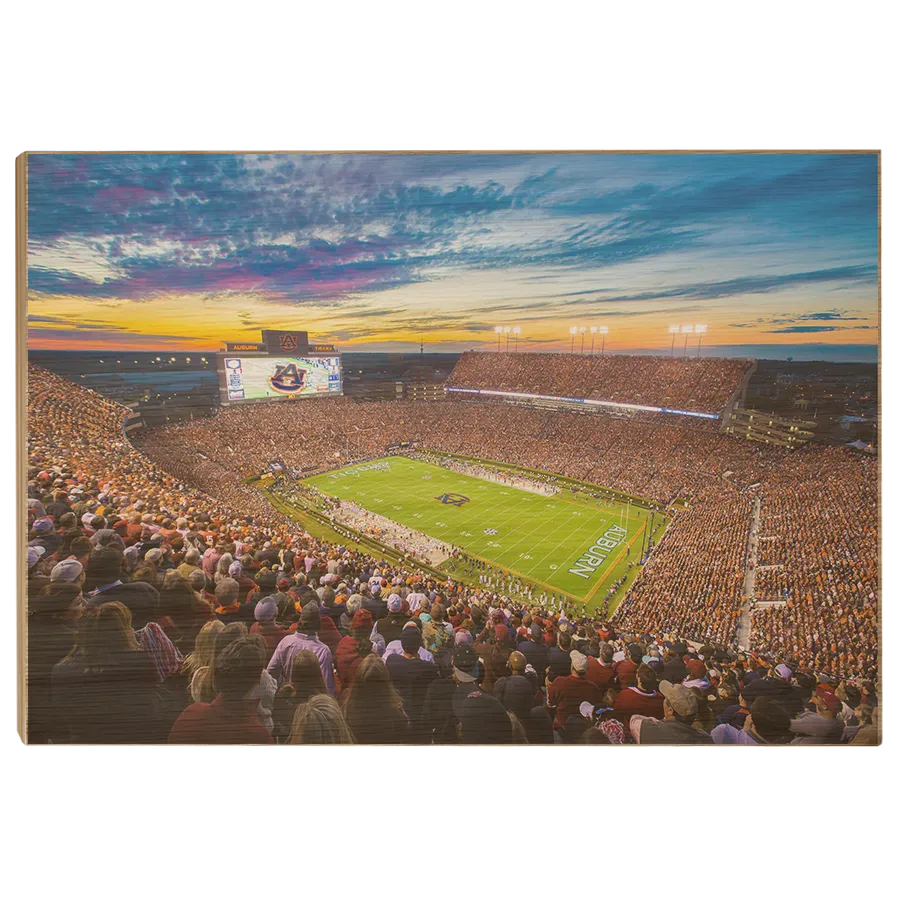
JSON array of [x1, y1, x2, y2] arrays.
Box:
[[26, 359, 878, 743]]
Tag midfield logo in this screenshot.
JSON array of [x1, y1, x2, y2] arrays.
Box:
[[269, 363, 306, 394], [435, 492, 470, 507]]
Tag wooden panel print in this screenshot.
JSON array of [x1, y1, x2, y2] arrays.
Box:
[[18, 152, 880, 745]]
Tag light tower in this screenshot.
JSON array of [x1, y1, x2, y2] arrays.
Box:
[[579, 326, 586, 354], [494, 325, 503, 352], [668, 325, 680, 357], [681, 324, 694, 356], [599, 325, 609, 356], [512, 325, 521, 352], [695, 324, 708, 357], [569, 326, 578, 353], [504, 326, 511, 352], [589, 326, 597, 356]]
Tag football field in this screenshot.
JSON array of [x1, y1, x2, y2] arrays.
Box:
[[302, 456, 655, 604]]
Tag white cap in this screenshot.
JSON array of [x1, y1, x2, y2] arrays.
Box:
[[51, 558, 84, 582]]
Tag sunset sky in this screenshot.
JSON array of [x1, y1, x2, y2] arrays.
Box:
[[26, 152, 878, 358]]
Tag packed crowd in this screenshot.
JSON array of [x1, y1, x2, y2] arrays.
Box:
[[25, 361, 879, 742], [617, 488, 751, 647], [136, 396, 777, 506], [749, 448, 878, 678], [445, 351, 754, 415], [412, 451, 560, 496], [329, 500, 453, 564]]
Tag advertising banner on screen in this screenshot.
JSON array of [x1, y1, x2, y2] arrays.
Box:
[[223, 356, 342, 400]]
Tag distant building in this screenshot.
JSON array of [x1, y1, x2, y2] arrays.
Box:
[[724, 408, 817, 448], [394, 365, 447, 401]]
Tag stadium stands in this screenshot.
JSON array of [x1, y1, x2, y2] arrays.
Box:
[[445, 351, 754, 415], [25, 361, 879, 744]]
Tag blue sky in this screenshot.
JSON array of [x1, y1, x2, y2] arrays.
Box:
[[26, 152, 878, 357]]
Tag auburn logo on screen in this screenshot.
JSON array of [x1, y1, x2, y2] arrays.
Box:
[[279, 333, 300, 352], [435, 493, 470, 507], [269, 363, 306, 394]]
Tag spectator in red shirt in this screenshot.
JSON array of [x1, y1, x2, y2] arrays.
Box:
[[547, 651, 604, 728], [614, 643, 643, 689], [169, 636, 273, 744], [613, 664, 665, 727], [586, 641, 618, 696]]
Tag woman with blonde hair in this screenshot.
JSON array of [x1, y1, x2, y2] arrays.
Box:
[[289, 694, 354, 744], [182, 619, 225, 701]]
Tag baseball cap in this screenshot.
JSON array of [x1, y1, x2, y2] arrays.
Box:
[[400, 628, 422, 654], [453, 645, 479, 683], [816, 685, 841, 712], [27, 546, 46, 569], [254, 599, 278, 622], [387, 594, 403, 613], [685, 659, 708, 679], [458, 691, 513, 744], [659, 680, 698, 718], [299, 603, 321, 632], [50, 559, 84, 583], [570, 650, 589, 675], [32, 518, 54, 534]]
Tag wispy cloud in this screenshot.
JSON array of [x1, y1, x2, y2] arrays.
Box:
[[25, 152, 878, 352]]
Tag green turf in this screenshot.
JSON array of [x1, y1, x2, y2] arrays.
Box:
[[302, 456, 657, 605]]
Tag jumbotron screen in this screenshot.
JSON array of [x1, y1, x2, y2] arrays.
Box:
[[222, 355, 342, 401]]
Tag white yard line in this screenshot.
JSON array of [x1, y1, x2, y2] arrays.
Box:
[[522, 506, 617, 584]]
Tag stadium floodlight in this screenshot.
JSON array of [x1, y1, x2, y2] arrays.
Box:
[[668, 325, 680, 356], [589, 326, 598, 356], [569, 325, 578, 353], [494, 325, 503, 351], [680, 324, 694, 356], [695, 324, 708, 357], [598, 325, 609, 356], [512, 325, 521, 352], [579, 326, 587, 354], [503, 326, 512, 351]]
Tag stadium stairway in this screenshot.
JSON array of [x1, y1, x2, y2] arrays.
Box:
[[737, 493, 761, 650]]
